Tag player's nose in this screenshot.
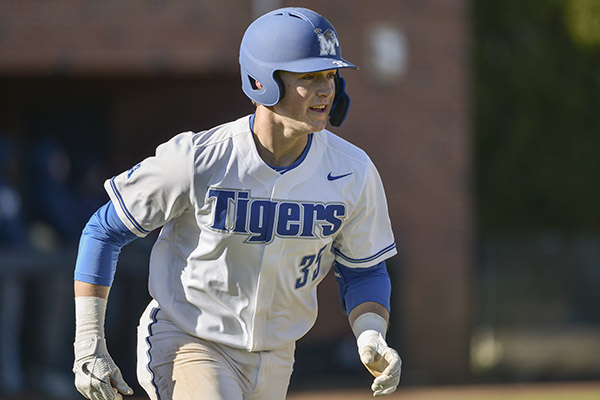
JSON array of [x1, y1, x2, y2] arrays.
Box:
[[316, 77, 335, 99]]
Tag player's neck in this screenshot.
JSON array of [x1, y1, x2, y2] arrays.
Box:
[[252, 108, 310, 168]]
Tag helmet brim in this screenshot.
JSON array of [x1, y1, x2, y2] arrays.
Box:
[[276, 57, 359, 73]]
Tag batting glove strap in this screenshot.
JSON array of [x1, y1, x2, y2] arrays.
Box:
[[73, 337, 133, 400], [356, 330, 402, 397]]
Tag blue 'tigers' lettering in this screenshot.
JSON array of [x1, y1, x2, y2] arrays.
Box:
[[207, 188, 346, 243]]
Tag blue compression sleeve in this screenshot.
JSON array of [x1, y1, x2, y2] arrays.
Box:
[[334, 260, 392, 315], [74, 201, 138, 286]]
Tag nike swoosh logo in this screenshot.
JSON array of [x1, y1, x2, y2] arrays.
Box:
[[327, 172, 353, 181]]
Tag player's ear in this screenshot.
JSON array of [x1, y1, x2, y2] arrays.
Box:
[[249, 80, 263, 107]]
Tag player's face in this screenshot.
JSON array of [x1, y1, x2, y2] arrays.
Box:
[[272, 69, 336, 134]]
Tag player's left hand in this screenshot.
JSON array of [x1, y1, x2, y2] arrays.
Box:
[[357, 330, 401, 397], [73, 336, 133, 400]]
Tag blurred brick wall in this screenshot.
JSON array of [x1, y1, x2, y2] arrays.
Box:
[[0, 0, 473, 384], [0, 0, 251, 74]]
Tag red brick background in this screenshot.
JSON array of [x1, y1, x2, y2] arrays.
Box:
[[0, 0, 472, 384]]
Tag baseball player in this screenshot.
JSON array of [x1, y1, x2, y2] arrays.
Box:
[[73, 7, 401, 400]]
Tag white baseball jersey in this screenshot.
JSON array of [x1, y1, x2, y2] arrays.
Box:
[[105, 115, 396, 352]]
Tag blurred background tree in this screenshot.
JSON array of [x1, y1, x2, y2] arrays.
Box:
[[473, 0, 600, 231], [470, 0, 600, 381]]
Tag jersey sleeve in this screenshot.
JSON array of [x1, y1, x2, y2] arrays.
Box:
[[104, 132, 194, 237], [333, 160, 397, 268]]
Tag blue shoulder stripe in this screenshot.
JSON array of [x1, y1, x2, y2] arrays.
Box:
[[109, 177, 150, 235]]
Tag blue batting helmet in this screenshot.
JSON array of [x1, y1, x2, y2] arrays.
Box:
[[239, 7, 358, 126]]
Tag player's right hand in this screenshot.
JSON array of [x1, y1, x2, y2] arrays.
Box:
[[357, 330, 401, 397], [73, 336, 133, 400]]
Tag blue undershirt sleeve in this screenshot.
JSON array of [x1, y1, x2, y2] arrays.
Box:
[[74, 201, 138, 286], [333, 260, 392, 315]]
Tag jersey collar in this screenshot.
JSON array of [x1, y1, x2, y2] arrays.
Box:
[[249, 113, 314, 175]]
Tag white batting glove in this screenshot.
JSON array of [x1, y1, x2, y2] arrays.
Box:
[[73, 297, 133, 400], [353, 313, 402, 397]]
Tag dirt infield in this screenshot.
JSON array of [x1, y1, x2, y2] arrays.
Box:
[[4, 381, 599, 400], [286, 381, 600, 400]]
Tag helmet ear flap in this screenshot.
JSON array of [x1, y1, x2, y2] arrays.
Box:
[[329, 73, 350, 127], [241, 70, 282, 106]]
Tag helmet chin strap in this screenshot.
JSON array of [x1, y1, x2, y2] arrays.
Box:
[[329, 72, 350, 127]]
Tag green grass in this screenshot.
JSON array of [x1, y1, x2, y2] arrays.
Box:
[[396, 384, 600, 400], [288, 382, 600, 400], [458, 395, 599, 400], [287, 384, 600, 400], [446, 393, 600, 400]]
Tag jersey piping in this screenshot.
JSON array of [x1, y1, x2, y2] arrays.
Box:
[[333, 242, 397, 265], [108, 177, 150, 236]]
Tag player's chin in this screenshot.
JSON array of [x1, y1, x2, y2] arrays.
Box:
[[306, 113, 329, 131], [315, 120, 328, 131]]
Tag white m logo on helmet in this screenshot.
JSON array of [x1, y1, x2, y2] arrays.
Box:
[[315, 28, 339, 56]]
